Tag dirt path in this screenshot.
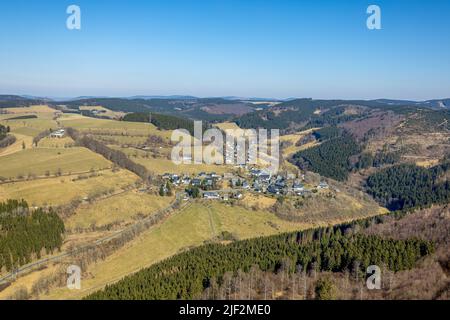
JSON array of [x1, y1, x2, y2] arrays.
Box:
[[205, 204, 217, 237]]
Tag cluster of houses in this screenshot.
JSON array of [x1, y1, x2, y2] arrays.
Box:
[[249, 168, 329, 196], [162, 172, 222, 190], [160, 168, 330, 201]]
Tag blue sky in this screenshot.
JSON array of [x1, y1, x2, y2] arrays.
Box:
[[0, 0, 449, 100]]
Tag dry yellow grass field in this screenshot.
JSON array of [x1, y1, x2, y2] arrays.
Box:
[[40, 196, 387, 300], [415, 159, 440, 168], [0, 147, 112, 179], [2, 105, 56, 114], [42, 201, 311, 299], [280, 128, 320, 158], [213, 122, 241, 131], [134, 156, 232, 175], [38, 136, 74, 148], [79, 106, 126, 119], [0, 133, 33, 157], [66, 191, 174, 230], [0, 118, 58, 137], [58, 115, 172, 140], [242, 193, 277, 209], [0, 169, 139, 207], [0, 264, 59, 300], [274, 190, 388, 224], [94, 134, 149, 145], [109, 142, 233, 175]]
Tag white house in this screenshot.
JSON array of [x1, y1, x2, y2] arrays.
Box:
[[203, 191, 220, 200], [50, 129, 65, 138]]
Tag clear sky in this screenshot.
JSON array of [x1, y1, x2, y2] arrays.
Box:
[[0, 0, 449, 100]]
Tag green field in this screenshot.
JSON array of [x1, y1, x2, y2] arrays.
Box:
[[0, 147, 112, 179]]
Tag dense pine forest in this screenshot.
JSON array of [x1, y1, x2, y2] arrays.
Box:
[[0, 200, 65, 272], [122, 112, 198, 136], [312, 126, 343, 141], [366, 163, 450, 210], [234, 98, 418, 133], [87, 219, 433, 300], [0, 96, 46, 108], [356, 151, 402, 169], [291, 131, 360, 181]]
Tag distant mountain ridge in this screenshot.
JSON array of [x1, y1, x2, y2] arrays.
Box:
[[1, 95, 449, 120]]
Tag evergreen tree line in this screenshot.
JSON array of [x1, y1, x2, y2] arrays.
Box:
[[86, 220, 433, 300], [66, 128, 151, 182], [356, 150, 402, 169], [4, 115, 38, 120], [235, 101, 364, 134], [0, 200, 65, 272], [366, 162, 450, 210], [291, 132, 360, 181], [312, 126, 343, 141], [122, 112, 200, 136], [307, 107, 361, 128]]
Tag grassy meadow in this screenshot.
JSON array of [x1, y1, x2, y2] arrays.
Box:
[[0, 169, 139, 207], [0, 147, 112, 179], [66, 190, 174, 231]]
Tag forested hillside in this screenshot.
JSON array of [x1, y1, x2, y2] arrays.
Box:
[[312, 126, 343, 141], [122, 112, 198, 135], [356, 151, 402, 169], [0, 200, 65, 272], [234, 98, 422, 133], [291, 130, 360, 181], [198, 205, 450, 300], [87, 220, 433, 300], [57, 97, 254, 121], [405, 109, 450, 131], [0, 95, 47, 108], [366, 162, 450, 210]]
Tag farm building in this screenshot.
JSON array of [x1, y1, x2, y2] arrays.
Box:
[[50, 129, 65, 138]]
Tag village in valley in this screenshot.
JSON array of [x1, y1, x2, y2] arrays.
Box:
[[44, 114, 332, 206], [1, 0, 449, 303], [160, 167, 330, 202]]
